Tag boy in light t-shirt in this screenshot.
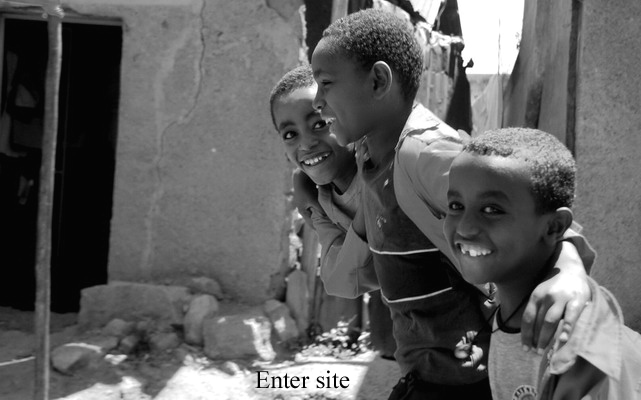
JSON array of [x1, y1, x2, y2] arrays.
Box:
[[444, 127, 641, 399]]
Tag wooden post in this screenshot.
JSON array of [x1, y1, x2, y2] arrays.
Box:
[[34, 6, 63, 400]]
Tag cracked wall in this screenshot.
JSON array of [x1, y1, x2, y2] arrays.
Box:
[[62, 0, 304, 303]]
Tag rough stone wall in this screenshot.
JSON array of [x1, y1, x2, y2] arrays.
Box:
[[62, 0, 304, 303], [574, 1, 641, 331]]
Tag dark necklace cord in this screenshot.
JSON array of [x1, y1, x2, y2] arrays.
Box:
[[493, 292, 532, 334], [489, 254, 559, 334], [454, 290, 532, 369], [455, 257, 558, 368]]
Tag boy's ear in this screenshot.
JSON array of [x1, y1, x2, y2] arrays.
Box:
[[370, 61, 393, 99], [545, 207, 573, 243]]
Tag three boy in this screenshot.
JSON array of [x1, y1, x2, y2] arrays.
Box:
[[268, 7, 610, 399]]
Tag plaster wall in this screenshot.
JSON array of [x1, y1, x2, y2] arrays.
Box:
[[62, 0, 304, 303], [574, 1, 641, 330]]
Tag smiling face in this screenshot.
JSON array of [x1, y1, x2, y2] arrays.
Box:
[[443, 152, 552, 286], [272, 84, 355, 186], [311, 38, 374, 146]]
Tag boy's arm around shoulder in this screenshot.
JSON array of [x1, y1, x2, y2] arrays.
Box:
[[294, 169, 379, 299], [561, 222, 596, 273], [521, 224, 597, 350], [314, 204, 379, 299], [317, 216, 380, 299]]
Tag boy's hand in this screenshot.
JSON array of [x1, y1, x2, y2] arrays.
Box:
[[292, 169, 321, 228], [521, 241, 590, 352]]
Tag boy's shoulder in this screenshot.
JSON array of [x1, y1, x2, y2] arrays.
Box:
[[391, 104, 467, 221], [394, 104, 466, 176], [548, 276, 641, 377], [396, 103, 465, 157], [542, 277, 641, 399]]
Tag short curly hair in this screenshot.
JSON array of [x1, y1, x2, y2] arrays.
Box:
[[269, 64, 315, 129], [321, 9, 423, 101], [463, 128, 576, 213]]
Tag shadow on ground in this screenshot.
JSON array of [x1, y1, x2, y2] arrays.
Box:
[[0, 306, 401, 400]]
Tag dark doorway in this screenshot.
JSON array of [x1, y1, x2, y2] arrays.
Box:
[[0, 17, 122, 312]]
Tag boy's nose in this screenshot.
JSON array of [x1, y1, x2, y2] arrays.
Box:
[[300, 134, 319, 151], [456, 212, 480, 238], [312, 89, 324, 111]]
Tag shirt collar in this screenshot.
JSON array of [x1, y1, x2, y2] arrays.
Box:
[[394, 102, 442, 152]]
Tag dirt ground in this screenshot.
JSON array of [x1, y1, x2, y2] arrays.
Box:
[[0, 307, 401, 400]]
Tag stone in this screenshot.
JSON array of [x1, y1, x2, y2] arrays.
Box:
[[78, 282, 191, 330], [149, 331, 181, 353], [118, 334, 141, 354], [263, 299, 298, 342], [135, 320, 154, 336], [84, 335, 119, 353], [203, 310, 275, 361], [51, 342, 104, 375], [186, 277, 224, 300], [183, 294, 219, 346], [219, 360, 243, 376], [102, 318, 136, 338]]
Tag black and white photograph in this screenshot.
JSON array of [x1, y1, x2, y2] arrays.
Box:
[[0, 0, 639, 399]]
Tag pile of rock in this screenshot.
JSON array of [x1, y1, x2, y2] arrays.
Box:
[[51, 278, 300, 375]]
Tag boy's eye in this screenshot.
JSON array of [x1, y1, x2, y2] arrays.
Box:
[[448, 201, 464, 212], [312, 120, 328, 130], [282, 130, 296, 141], [481, 206, 502, 215]]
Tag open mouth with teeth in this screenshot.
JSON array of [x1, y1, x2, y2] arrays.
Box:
[[300, 152, 331, 167], [457, 243, 493, 257], [325, 118, 336, 132]]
